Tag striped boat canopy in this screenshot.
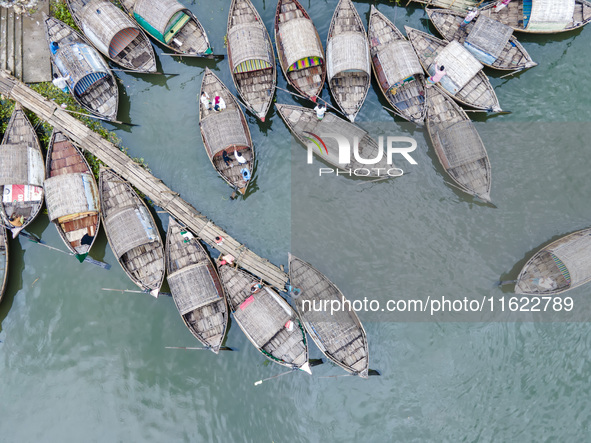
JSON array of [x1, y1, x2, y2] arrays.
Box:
[[200, 109, 251, 157], [547, 232, 591, 287], [133, 0, 186, 35], [79, 0, 139, 58], [279, 18, 324, 69], [44, 173, 99, 221], [527, 0, 575, 31], [377, 40, 423, 87], [433, 41, 483, 94], [228, 24, 273, 73], [0, 144, 44, 186], [327, 33, 370, 81], [465, 15, 513, 64], [168, 263, 222, 315], [104, 205, 158, 258], [54, 43, 110, 96]]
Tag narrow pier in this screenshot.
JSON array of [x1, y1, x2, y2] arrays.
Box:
[[0, 70, 289, 290]]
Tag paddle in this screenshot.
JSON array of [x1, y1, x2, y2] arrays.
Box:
[[253, 359, 323, 386], [465, 109, 512, 115], [110, 68, 179, 76], [498, 280, 517, 286], [161, 53, 225, 60], [165, 346, 234, 351], [61, 109, 139, 127], [101, 288, 172, 297], [20, 231, 111, 270]]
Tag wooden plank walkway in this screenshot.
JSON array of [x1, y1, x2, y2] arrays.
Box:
[[0, 70, 289, 290]]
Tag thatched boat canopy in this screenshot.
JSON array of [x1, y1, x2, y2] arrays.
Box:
[[54, 43, 110, 97], [168, 263, 222, 315], [544, 233, 591, 288], [279, 18, 324, 71], [103, 205, 158, 259], [527, 0, 576, 32], [44, 173, 98, 222], [432, 41, 483, 94], [79, 0, 140, 58], [227, 25, 273, 73], [378, 40, 423, 89], [0, 144, 44, 187], [326, 32, 370, 81], [132, 0, 188, 43], [200, 109, 251, 158], [464, 16, 513, 65]]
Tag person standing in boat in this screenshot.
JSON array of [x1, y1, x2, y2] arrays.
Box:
[[314, 103, 326, 120], [52, 73, 70, 93], [493, 0, 512, 12], [460, 8, 479, 29], [426, 64, 447, 88], [200, 91, 212, 110]]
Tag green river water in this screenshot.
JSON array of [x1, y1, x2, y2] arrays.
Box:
[[1, 1, 591, 441]]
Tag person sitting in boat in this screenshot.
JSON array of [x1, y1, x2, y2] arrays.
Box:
[[50, 41, 59, 55], [250, 282, 262, 294], [9, 214, 24, 227], [426, 64, 447, 88], [213, 95, 226, 112], [200, 91, 212, 110], [460, 8, 479, 29], [314, 103, 326, 120], [493, 0, 511, 12], [241, 167, 251, 181], [234, 149, 247, 164], [222, 150, 232, 166], [52, 73, 69, 93]]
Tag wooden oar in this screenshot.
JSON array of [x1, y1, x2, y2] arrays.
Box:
[[21, 231, 111, 270], [101, 288, 172, 297], [161, 53, 225, 60], [165, 346, 234, 351], [465, 109, 512, 115], [498, 280, 517, 286], [61, 109, 138, 127], [254, 359, 323, 385], [110, 68, 179, 76]]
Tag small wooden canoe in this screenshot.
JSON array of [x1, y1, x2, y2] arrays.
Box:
[[405, 0, 480, 10], [326, 0, 371, 122], [198, 68, 254, 194], [166, 218, 228, 353], [0, 104, 45, 239], [99, 167, 165, 296], [227, 0, 276, 121], [426, 8, 537, 71], [44, 15, 119, 121], [516, 228, 591, 295], [405, 26, 502, 112], [425, 86, 491, 202], [217, 262, 310, 373], [120, 0, 214, 56], [0, 226, 7, 303], [275, 103, 395, 176], [368, 6, 427, 125], [480, 0, 591, 34], [275, 0, 326, 101], [66, 0, 157, 72], [288, 254, 369, 378], [44, 130, 101, 262]]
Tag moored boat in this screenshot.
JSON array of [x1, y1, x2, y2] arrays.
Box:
[[515, 228, 591, 295], [99, 167, 165, 296], [198, 68, 254, 194], [43, 15, 119, 121], [44, 130, 101, 262], [0, 104, 45, 239], [120, 0, 214, 56], [166, 218, 228, 353], [0, 226, 8, 304], [227, 0, 276, 121], [275, 0, 326, 101], [404, 0, 480, 10], [66, 0, 157, 72], [326, 0, 371, 122], [480, 0, 591, 34], [368, 6, 427, 125], [217, 261, 310, 373], [275, 103, 396, 177], [405, 26, 502, 112], [426, 8, 537, 70], [288, 254, 369, 378], [425, 86, 491, 202]]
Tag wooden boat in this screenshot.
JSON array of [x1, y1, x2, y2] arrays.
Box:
[[0, 226, 7, 304], [368, 6, 427, 125], [275, 0, 326, 101], [198, 68, 254, 194], [275, 103, 395, 176], [288, 254, 369, 378], [217, 262, 310, 373], [425, 86, 491, 202], [120, 0, 214, 56], [227, 0, 276, 121], [44, 130, 101, 262], [44, 15, 119, 121], [426, 8, 537, 71], [480, 0, 591, 34], [515, 228, 591, 295], [66, 0, 157, 72], [326, 0, 371, 122], [0, 104, 45, 239], [165, 218, 228, 353], [405, 0, 480, 10], [99, 167, 165, 296], [405, 26, 502, 112]]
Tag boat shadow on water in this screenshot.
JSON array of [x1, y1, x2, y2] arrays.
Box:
[[0, 235, 24, 333]]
